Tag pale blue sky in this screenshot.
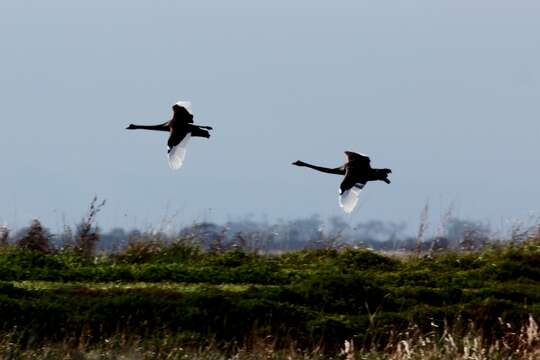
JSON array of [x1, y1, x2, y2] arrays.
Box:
[[1, 0, 539, 232]]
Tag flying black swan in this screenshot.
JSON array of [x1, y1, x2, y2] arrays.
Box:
[[292, 151, 391, 213], [126, 101, 213, 169]]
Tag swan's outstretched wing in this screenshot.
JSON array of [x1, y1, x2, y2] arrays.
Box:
[[339, 183, 365, 213], [172, 101, 194, 124], [175, 101, 192, 114], [167, 130, 191, 170], [344, 151, 371, 169]]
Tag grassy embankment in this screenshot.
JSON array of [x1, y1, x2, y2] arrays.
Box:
[[0, 234, 539, 358]]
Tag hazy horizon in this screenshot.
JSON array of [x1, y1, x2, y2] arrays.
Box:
[[1, 1, 539, 232]]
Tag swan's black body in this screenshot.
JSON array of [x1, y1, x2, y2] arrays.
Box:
[[127, 104, 212, 147], [293, 151, 391, 197], [126, 102, 212, 168]]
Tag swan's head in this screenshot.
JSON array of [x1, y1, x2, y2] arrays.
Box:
[[126, 124, 136, 130]]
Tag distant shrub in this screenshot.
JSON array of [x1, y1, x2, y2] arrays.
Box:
[[215, 249, 253, 267], [117, 236, 203, 264], [118, 236, 166, 264], [17, 219, 51, 253], [157, 239, 203, 264]]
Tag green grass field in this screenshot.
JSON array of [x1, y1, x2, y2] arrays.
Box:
[[0, 235, 539, 359]]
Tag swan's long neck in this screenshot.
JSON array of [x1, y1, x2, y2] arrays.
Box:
[[129, 124, 169, 131], [301, 162, 345, 175]]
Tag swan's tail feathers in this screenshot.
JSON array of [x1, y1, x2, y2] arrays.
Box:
[[167, 133, 191, 170], [339, 183, 365, 213]]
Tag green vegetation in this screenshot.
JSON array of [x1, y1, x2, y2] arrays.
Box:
[[0, 232, 539, 358]]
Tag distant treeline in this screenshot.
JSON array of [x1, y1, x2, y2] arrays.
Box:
[[2, 197, 538, 254], [3, 214, 537, 255]]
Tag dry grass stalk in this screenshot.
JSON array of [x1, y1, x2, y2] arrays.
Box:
[[416, 202, 429, 256], [0, 225, 9, 246], [74, 196, 106, 258]]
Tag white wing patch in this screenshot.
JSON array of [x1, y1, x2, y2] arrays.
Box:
[[168, 133, 191, 170], [339, 183, 365, 213]]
